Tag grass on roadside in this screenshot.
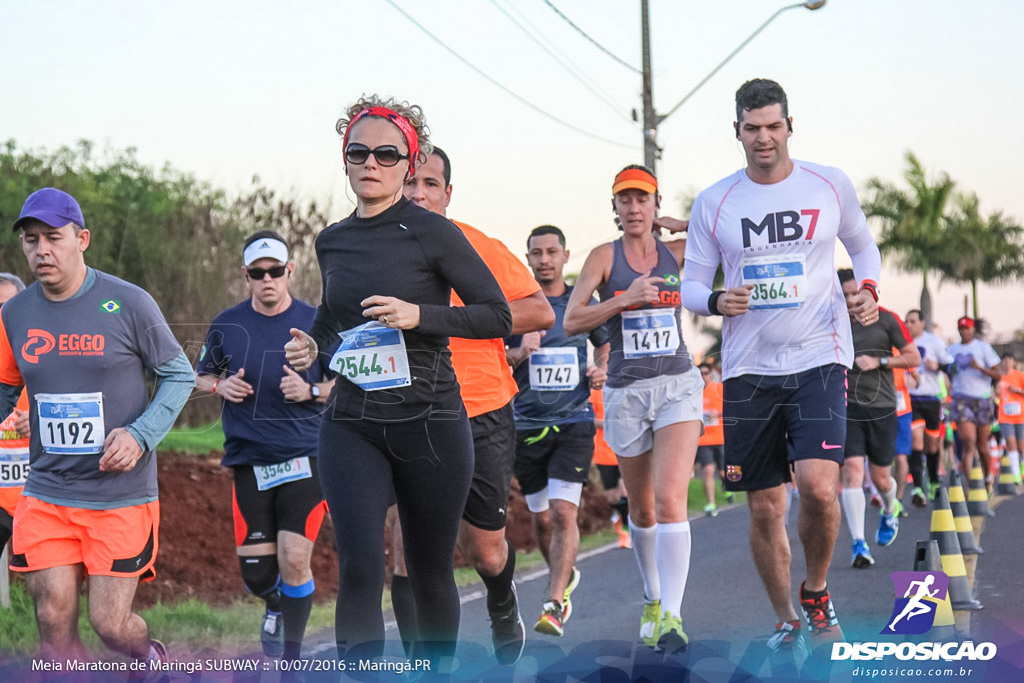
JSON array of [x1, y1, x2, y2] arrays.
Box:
[[158, 421, 225, 455]]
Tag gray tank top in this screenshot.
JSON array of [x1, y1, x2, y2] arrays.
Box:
[[597, 239, 692, 387]]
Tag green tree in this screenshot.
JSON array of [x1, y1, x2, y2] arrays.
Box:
[[939, 192, 1024, 319], [863, 152, 955, 329]]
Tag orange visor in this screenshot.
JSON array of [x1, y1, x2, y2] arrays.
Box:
[[612, 168, 658, 195]]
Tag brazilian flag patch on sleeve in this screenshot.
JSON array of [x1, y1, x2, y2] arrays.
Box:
[[100, 299, 122, 314]]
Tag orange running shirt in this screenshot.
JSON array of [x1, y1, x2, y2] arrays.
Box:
[[0, 391, 29, 514], [893, 367, 913, 417], [589, 388, 617, 466], [449, 221, 541, 418], [998, 369, 1024, 424], [698, 381, 725, 446]]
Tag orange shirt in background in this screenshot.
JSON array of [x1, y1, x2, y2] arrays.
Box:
[[0, 390, 30, 514], [590, 388, 616, 466], [998, 368, 1024, 425], [698, 381, 725, 447], [449, 221, 541, 418], [894, 367, 913, 417]]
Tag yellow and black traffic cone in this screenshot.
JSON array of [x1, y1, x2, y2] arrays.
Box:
[[946, 470, 982, 554], [966, 464, 995, 518], [912, 540, 959, 642], [995, 453, 1017, 496], [930, 486, 982, 610]]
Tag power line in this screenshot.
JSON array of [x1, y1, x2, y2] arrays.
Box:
[[386, 0, 633, 148], [490, 0, 633, 122], [542, 0, 641, 74]]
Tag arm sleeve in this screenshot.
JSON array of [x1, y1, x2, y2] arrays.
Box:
[[0, 312, 24, 417], [416, 223, 513, 339], [680, 193, 720, 316], [835, 170, 882, 286], [124, 351, 196, 451]]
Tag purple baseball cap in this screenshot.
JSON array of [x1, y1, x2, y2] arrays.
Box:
[[12, 188, 86, 232]]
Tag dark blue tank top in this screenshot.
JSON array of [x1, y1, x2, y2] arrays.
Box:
[[597, 239, 692, 387]]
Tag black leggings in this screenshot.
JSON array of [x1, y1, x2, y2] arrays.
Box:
[[317, 411, 473, 662]]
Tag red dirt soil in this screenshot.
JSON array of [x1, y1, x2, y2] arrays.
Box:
[[133, 452, 613, 608]]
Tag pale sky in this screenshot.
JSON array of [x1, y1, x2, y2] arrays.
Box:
[[2, 0, 1022, 348]]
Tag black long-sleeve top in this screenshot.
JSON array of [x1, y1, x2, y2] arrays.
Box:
[[309, 198, 512, 422]]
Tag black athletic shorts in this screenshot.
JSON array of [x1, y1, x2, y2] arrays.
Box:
[[232, 458, 328, 546], [463, 403, 517, 531], [845, 404, 898, 467], [514, 421, 595, 496], [910, 397, 943, 432], [0, 507, 12, 549], [696, 444, 725, 471], [597, 464, 621, 491], [723, 364, 847, 492]]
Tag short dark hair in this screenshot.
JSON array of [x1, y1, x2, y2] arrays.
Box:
[[244, 230, 288, 252], [527, 225, 566, 250], [735, 78, 789, 123], [431, 146, 452, 187], [837, 268, 855, 284], [906, 308, 924, 321], [1002, 352, 1017, 361]]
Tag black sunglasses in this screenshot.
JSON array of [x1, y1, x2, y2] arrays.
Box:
[[345, 143, 409, 167], [246, 265, 287, 280]]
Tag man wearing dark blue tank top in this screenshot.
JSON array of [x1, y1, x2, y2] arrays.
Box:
[[507, 225, 610, 638]]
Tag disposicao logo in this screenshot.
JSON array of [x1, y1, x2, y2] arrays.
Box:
[[831, 571, 997, 663]]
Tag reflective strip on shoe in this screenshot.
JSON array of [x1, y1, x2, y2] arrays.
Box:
[[562, 567, 580, 623]]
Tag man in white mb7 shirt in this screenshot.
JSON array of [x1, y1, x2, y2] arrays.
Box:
[[681, 78, 881, 658]]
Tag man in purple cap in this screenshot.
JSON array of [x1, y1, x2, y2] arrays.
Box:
[[0, 188, 195, 665]]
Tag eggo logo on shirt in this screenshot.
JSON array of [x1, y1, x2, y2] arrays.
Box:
[[21, 329, 56, 364], [741, 209, 821, 248], [20, 329, 105, 364]]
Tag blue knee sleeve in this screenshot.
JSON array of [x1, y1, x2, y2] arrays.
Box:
[[281, 578, 315, 599]]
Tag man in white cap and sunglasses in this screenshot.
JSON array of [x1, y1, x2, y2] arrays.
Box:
[[196, 230, 335, 663]]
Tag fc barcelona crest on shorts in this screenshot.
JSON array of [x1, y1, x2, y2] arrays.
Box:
[[726, 465, 742, 482]]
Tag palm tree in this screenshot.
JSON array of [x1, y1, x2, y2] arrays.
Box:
[[939, 192, 1024, 319], [862, 152, 955, 329]]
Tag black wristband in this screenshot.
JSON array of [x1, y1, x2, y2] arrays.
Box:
[[708, 290, 726, 316]]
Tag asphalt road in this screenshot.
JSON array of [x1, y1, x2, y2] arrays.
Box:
[[293, 487, 1024, 682]]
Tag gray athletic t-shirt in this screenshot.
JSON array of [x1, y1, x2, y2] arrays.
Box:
[[0, 269, 183, 508]]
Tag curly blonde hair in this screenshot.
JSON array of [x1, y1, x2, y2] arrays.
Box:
[[335, 95, 433, 164]]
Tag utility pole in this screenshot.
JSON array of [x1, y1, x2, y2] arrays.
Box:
[[640, 0, 660, 173]]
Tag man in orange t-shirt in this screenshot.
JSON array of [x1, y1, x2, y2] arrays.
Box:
[[400, 147, 553, 665], [997, 353, 1024, 484], [590, 387, 630, 548], [891, 361, 918, 511], [696, 363, 728, 516]]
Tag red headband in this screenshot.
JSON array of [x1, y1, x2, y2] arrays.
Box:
[[342, 106, 421, 178]]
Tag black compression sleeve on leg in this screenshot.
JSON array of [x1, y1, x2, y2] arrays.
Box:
[[239, 555, 281, 611], [481, 538, 517, 613]]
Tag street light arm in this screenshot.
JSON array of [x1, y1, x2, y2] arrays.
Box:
[[659, 1, 825, 124]]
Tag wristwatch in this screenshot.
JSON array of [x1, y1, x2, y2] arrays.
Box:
[[310, 384, 321, 400], [879, 357, 889, 368]]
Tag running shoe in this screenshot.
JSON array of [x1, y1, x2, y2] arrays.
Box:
[[261, 609, 284, 658], [851, 539, 874, 568], [639, 598, 661, 647], [703, 503, 718, 517], [490, 581, 526, 665], [930, 482, 942, 501], [149, 639, 168, 665], [655, 611, 688, 654], [618, 528, 632, 549], [725, 492, 735, 504], [799, 583, 845, 643], [766, 620, 809, 658], [534, 599, 564, 637], [876, 502, 901, 546], [562, 567, 580, 623], [898, 502, 909, 518], [911, 487, 928, 508]]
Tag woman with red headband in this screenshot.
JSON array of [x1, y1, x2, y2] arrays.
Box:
[[564, 164, 701, 653], [284, 96, 511, 667]]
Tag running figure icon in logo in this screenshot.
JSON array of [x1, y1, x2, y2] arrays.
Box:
[[882, 571, 948, 635]]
